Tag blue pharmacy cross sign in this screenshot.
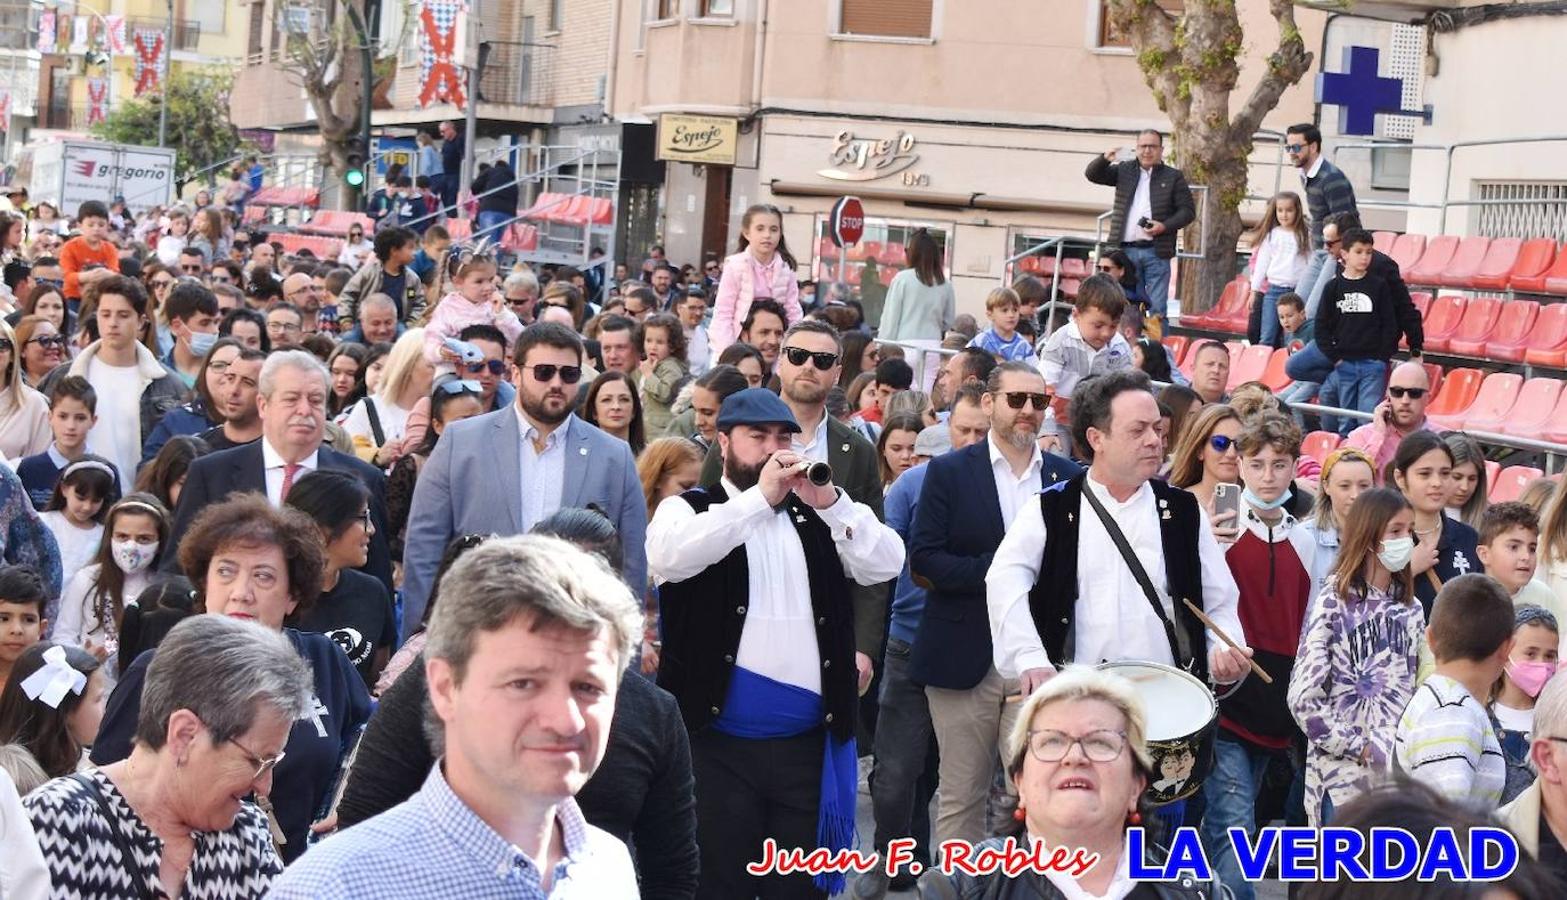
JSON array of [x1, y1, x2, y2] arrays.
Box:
[[1316, 45, 1433, 136]]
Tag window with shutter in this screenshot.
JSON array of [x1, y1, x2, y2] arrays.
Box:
[[247, 2, 264, 63], [1098, 0, 1182, 48], [840, 0, 933, 39]]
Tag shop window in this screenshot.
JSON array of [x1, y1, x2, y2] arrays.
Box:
[[813, 216, 951, 290], [1098, 0, 1182, 48], [839, 0, 932, 40]]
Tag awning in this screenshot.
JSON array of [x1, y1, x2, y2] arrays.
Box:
[[766, 180, 1106, 216]]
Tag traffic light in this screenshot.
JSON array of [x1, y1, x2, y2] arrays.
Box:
[[343, 142, 367, 189]]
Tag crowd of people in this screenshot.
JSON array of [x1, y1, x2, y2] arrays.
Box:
[[0, 122, 1560, 900]]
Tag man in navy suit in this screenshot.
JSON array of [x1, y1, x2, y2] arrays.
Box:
[[165, 350, 393, 593], [907, 361, 1079, 849], [402, 322, 647, 638]]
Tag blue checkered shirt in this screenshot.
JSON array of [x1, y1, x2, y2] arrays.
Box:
[[266, 763, 639, 899]]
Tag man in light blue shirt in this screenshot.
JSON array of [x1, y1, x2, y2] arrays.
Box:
[[268, 534, 644, 899]]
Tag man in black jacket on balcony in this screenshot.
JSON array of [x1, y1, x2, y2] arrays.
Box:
[[471, 157, 518, 244], [1084, 129, 1196, 325], [437, 120, 463, 215]]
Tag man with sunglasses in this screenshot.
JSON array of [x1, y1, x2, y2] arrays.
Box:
[[402, 322, 647, 640], [1341, 360, 1438, 478], [904, 362, 1081, 852], [1286, 123, 1359, 317], [178, 247, 207, 279], [426, 323, 514, 413], [1084, 129, 1195, 325], [501, 270, 539, 324]]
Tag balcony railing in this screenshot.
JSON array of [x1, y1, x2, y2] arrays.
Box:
[[128, 17, 202, 53], [41, 103, 96, 131], [477, 41, 554, 108]]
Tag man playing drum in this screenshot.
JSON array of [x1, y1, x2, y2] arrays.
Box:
[[985, 369, 1253, 711]]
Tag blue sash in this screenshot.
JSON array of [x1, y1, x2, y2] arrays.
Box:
[[714, 667, 857, 894]]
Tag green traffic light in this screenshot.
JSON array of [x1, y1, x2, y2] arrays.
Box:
[[345, 169, 365, 187]]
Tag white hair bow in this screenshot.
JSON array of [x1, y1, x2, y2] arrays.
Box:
[[19, 646, 87, 709]]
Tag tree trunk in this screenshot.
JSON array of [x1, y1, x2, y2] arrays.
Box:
[[1177, 141, 1250, 315]]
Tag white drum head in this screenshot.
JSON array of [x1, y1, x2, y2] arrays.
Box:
[[1097, 660, 1217, 741]]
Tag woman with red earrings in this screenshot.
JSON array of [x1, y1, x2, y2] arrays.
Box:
[[912, 667, 1219, 899]]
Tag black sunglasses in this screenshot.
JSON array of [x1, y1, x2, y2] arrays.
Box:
[[1388, 386, 1428, 400], [523, 363, 583, 384], [782, 346, 839, 370], [27, 335, 67, 349], [1210, 435, 1237, 453], [464, 359, 506, 376], [1001, 391, 1048, 410], [180, 264, 204, 274]]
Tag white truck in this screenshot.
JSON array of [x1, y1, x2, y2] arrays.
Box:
[[19, 140, 176, 217]]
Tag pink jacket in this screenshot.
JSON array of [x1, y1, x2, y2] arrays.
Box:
[[422, 292, 524, 365], [708, 249, 802, 356]]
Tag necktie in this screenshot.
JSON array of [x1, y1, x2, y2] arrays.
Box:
[[280, 463, 301, 501]]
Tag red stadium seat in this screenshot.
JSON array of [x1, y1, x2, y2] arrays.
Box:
[[1444, 296, 1505, 357], [1400, 292, 1433, 352], [1061, 258, 1090, 279], [1423, 362, 1445, 401], [1510, 240, 1562, 293], [1482, 300, 1542, 362], [1491, 466, 1545, 503], [1408, 235, 1460, 286], [1544, 251, 1567, 296], [1373, 231, 1398, 251], [1420, 295, 1469, 353], [1183, 277, 1249, 330], [1437, 236, 1491, 289], [1161, 336, 1190, 366], [1034, 256, 1058, 277], [1300, 431, 1342, 466], [444, 218, 472, 239], [522, 192, 569, 221], [1227, 344, 1273, 390], [1059, 279, 1081, 299], [1388, 233, 1427, 277], [1465, 238, 1521, 291], [861, 241, 884, 264], [1260, 348, 1292, 392], [1539, 391, 1567, 444], [1429, 371, 1521, 430], [1523, 304, 1567, 368], [588, 197, 614, 226], [1500, 378, 1566, 438], [1485, 459, 1502, 489], [1423, 367, 1485, 425], [299, 210, 374, 237], [879, 243, 906, 266]]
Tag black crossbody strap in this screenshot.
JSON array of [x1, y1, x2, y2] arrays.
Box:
[[364, 396, 386, 447], [1079, 486, 1193, 669], [71, 774, 157, 900]]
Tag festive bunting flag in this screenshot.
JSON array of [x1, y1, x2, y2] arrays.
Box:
[[417, 0, 467, 110], [70, 16, 89, 53], [0, 93, 11, 131], [36, 11, 55, 54], [87, 78, 108, 125], [103, 15, 128, 55], [132, 29, 164, 96]]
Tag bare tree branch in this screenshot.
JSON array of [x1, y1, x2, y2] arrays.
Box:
[[1231, 0, 1314, 143]]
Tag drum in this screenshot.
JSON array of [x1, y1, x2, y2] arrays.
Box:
[[1097, 660, 1218, 806]]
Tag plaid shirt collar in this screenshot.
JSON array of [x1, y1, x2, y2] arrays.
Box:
[[422, 760, 592, 886]]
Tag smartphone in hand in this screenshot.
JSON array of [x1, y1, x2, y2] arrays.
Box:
[[1214, 482, 1242, 523]]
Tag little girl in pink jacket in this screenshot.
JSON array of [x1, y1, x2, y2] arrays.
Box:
[[422, 245, 523, 370], [708, 204, 803, 356]]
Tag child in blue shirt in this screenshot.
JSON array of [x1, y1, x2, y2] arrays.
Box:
[[967, 287, 1036, 362]]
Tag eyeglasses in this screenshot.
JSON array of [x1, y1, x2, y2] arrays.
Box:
[[1000, 391, 1049, 410], [227, 735, 287, 782], [782, 346, 840, 370], [181, 264, 204, 274], [354, 508, 374, 532], [1324, 238, 1342, 248], [464, 359, 506, 376], [268, 322, 303, 334], [1387, 386, 1427, 400], [36, 278, 63, 289], [438, 379, 483, 395], [1026, 729, 1128, 763], [506, 295, 534, 307], [1097, 264, 1116, 273], [1286, 143, 1305, 154], [151, 278, 175, 290], [27, 335, 67, 349], [1210, 434, 1237, 453], [523, 363, 583, 384]]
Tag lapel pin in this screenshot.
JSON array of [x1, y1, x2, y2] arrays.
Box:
[[579, 447, 588, 456], [840, 443, 850, 453], [1161, 510, 1172, 521], [1067, 512, 1074, 522], [1159, 499, 1168, 509]]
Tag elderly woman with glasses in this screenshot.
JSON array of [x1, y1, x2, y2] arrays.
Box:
[[89, 494, 372, 863], [24, 615, 313, 898], [913, 667, 1219, 899]]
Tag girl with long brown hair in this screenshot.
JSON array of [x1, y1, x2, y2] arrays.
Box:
[[1246, 190, 1310, 349], [709, 203, 801, 356], [879, 228, 956, 341]]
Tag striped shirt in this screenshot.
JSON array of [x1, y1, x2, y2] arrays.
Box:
[[267, 764, 638, 899], [1394, 673, 1506, 808]]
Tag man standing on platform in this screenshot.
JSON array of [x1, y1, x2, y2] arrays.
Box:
[[1084, 130, 1195, 327]]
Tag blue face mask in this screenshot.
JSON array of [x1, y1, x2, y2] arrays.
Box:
[[187, 330, 219, 357], [1243, 487, 1291, 511]]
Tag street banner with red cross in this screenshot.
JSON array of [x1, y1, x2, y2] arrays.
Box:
[[104, 15, 129, 55], [87, 78, 108, 125], [418, 0, 468, 110], [133, 29, 164, 96]]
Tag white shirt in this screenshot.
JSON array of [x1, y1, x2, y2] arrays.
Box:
[[341, 395, 414, 447], [989, 438, 1043, 528], [84, 356, 142, 492], [1121, 166, 1155, 243], [792, 411, 833, 464], [686, 325, 711, 375], [261, 438, 319, 506], [1301, 154, 1325, 186], [646, 478, 905, 694], [517, 407, 568, 532], [40, 511, 103, 582], [986, 472, 1244, 678]]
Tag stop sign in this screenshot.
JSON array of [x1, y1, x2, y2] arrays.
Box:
[[829, 196, 865, 248]]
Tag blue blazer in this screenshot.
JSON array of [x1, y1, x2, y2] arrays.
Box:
[[401, 410, 647, 640], [165, 441, 394, 594], [908, 439, 1079, 690]]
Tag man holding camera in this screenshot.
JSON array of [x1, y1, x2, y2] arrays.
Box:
[[647, 387, 904, 898], [1085, 129, 1196, 325]]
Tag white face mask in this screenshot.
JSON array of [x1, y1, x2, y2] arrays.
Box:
[[112, 540, 158, 574], [1378, 536, 1415, 573]]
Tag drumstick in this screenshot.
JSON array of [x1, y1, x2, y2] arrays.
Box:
[[1181, 598, 1272, 684]]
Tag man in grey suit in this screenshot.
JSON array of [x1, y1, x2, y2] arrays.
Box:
[[401, 322, 648, 639]]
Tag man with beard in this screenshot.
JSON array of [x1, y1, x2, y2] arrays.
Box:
[[196, 346, 266, 450], [905, 362, 1081, 850], [401, 322, 647, 639], [647, 388, 904, 898]]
